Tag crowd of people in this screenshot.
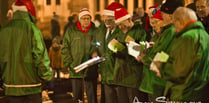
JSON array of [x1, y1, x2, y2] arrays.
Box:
[[0, 0, 209, 103]]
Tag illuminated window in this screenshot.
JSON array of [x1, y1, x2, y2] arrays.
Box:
[[134, 0, 138, 8], [105, 0, 108, 7], [143, 0, 146, 10], [46, 0, 51, 5], [124, 0, 127, 9], [97, 0, 100, 11], [56, 0, 60, 5]]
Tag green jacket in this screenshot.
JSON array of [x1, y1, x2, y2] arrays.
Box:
[[0, 11, 53, 96], [139, 24, 175, 96], [114, 22, 146, 88], [96, 23, 123, 85], [160, 21, 209, 101], [61, 22, 98, 79]]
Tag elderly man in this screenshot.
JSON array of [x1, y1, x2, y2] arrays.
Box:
[[0, 0, 53, 103], [114, 7, 148, 102], [159, 7, 209, 102], [196, 0, 209, 34], [95, 2, 130, 103], [139, 0, 184, 99], [61, 8, 98, 103]]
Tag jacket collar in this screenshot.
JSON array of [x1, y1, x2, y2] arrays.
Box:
[[161, 24, 173, 32], [175, 21, 204, 38], [12, 11, 37, 23], [76, 21, 92, 34], [112, 26, 121, 34]]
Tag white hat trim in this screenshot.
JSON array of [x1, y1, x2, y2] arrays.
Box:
[[79, 11, 91, 20], [115, 14, 131, 23], [102, 9, 115, 16], [12, 3, 28, 13]]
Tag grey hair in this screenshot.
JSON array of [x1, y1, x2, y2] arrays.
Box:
[[173, 7, 197, 23]]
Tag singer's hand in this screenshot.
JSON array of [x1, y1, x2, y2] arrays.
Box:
[[92, 52, 98, 58], [153, 61, 162, 77], [136, 53, 146, 62], [149, 42, 155, 48]]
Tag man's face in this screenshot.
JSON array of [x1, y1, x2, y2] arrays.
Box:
[[150, 18, 163, 33], [103, 15, 115, 30], [196, 0, 209, 18], [79, 15, 91, 28], [117, 19, 130, 30], [138, 9, 145, 17]]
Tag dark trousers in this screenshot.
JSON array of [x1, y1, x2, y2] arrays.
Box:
[[53, 68, 61, 79], [71, 78, 83, 103], [47, 68, 61, 91], [116, 86, 129, 103], [100, 84, 105, 103], [104, 84, 129, 103], [71, 78, 97, 103], [6, 93, 42, 103], [85, 79, 98, 103]]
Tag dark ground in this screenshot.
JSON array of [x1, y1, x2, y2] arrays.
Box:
[[0, 78, 102, 103], [0, 79, 73, 103]]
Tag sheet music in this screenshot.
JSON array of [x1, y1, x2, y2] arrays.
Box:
[[74, 56, 105, 73]]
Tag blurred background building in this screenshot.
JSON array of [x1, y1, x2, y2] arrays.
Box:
[[0, 0, 194, 36]]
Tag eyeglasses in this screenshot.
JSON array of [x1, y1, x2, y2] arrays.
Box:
[[80, 17, 91, 20], [104, 19, 114, 22]]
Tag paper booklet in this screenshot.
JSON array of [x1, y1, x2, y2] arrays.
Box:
[[125, 35, 135, 43], [153, 51, 169, 62], [108, 39, 125, 52], [150, 51, 169, 72], [74, 56, 106, 73], [127, 41, 140, 58], [127, 41, 150, 58]]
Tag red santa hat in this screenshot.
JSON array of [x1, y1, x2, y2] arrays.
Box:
[[79, 8, 91, 20], [145, 5, 163, 30], [102, 2, 125, 16], [150, 5, 163, 20], [12, 0, 36, 18], [115, 8, 131, 23]]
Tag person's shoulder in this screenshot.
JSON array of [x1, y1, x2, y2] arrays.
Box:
[[64, 24, 79, 36], [114, 26, 123, 35], [181, 29, 200, 40], [88, 22, 98, 32], [68, 23, 78, 30]]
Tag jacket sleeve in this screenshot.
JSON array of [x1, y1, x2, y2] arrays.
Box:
[[160, 35, 199, 84], [133, 23, 146, 42], [136, 28, 146, 42], [89, 28, 99, 57], [61, 29, 73, 68], [48, 47, 52, 67], [31, 24, 53, 81]]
